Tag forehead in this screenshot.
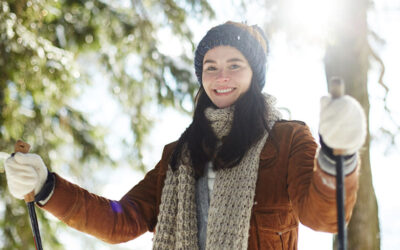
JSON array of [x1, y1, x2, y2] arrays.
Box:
[[203, 46, 246, 62]]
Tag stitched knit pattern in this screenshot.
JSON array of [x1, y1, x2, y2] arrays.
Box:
[[153, 149, 198, 250], [204, 106, 268, 249], [204, 106, 234, 140], [153, 94, 281, 250]]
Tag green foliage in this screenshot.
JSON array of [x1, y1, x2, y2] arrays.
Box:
[[0, 0, 214, 248]]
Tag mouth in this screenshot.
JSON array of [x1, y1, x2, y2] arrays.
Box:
[[214, 88, 235, 95]]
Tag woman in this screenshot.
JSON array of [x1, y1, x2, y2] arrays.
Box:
[[5, 21, 366, 249]]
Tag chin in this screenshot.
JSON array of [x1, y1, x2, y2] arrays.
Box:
[[209, 95, 239, 108], [214, 102, 234, 109]]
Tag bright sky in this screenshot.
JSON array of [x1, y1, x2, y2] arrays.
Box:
[[47, 0, 400, 249]]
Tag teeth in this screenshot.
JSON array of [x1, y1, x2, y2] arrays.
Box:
[[216, 88, 233, 93]]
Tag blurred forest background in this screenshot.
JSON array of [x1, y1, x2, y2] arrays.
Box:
[[1, 0, 399, 249]]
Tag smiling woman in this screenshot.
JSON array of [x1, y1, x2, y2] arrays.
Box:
[[202, 46, 253, 108], [3, 20, 367, 250]]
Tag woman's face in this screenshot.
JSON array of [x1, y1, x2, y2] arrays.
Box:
[[202, 46, 253, 108]]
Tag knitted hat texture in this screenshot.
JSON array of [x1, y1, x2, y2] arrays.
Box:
[[194, 21, 269, 90]]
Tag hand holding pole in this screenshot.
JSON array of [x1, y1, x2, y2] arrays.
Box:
[[14, 140, 35, 202], [14, 140, 43, 250]]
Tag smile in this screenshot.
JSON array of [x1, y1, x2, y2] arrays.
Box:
[[215, 88, 234, 94]]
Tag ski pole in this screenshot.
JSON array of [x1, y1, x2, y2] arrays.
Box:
[[328, 77, 347, 250], [14, 140, 44, 250]]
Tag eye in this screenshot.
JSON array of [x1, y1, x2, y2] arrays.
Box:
[[204, 66, 217, 71], [229, 64, 240, 70]]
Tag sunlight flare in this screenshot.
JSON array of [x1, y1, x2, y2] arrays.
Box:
[[282, 0, 342, 40]]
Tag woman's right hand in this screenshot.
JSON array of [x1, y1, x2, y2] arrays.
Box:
[[4, 153, 48, 200]]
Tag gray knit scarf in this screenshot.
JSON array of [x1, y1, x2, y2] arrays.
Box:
[[153, 95, 281, 250]]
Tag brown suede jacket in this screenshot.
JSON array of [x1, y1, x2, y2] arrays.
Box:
[[40, 120, 359, 250]]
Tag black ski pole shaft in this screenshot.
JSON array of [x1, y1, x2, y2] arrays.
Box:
[[335, 153, 346, 250], [14, 140, 44, 250], [27, 201, 43, 250], [328, 76, 347, 250]]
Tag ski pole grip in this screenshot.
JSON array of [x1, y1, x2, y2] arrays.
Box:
[[14, 140, 34, 202], [328, 77, 346, 156], [329, 76, 345, 99]]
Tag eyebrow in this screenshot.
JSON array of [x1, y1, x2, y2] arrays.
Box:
[[203, 58, 244, 65]]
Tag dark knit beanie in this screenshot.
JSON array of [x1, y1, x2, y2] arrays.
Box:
[[194, 21, 269, 90]]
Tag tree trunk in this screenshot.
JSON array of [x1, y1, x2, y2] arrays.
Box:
[[324, 0, 380, 249]]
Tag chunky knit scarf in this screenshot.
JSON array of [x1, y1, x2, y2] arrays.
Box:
[[153, 95, 280, 250]]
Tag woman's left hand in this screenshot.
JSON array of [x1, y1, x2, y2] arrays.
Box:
[[319, 95, 367, 155]]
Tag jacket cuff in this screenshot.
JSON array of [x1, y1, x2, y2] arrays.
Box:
[[317, 150, 358, 176], [312, 164, 359, 199]]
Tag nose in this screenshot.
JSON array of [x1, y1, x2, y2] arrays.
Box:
[[216, 69, 229, 83]]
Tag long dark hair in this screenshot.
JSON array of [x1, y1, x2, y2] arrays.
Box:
[[170, 79, 273, 178]]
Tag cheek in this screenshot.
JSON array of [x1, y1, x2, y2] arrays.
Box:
[[202, 73, 216, 94], [233, 71, 252, 88], [202, 73, 211, 84], [201, 74, 213, 95]]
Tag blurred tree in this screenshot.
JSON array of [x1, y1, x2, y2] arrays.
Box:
[[0, 0, 213, 249], [324, 0, 380, 249], [258, 0, 385, 249]]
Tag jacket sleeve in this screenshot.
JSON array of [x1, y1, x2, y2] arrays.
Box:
[[39, 143, 172, 244], [286, 123, 359, 233]]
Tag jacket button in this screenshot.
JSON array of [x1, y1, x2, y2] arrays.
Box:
[[254, 201, 258, 205]]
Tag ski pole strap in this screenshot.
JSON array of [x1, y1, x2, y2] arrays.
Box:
[[34, 171, 55, 204], [318, 136, 358, 176]]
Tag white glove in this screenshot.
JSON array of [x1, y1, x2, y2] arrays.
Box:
[[4, 153, 48, 200], [319, 95, 367, 155]]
